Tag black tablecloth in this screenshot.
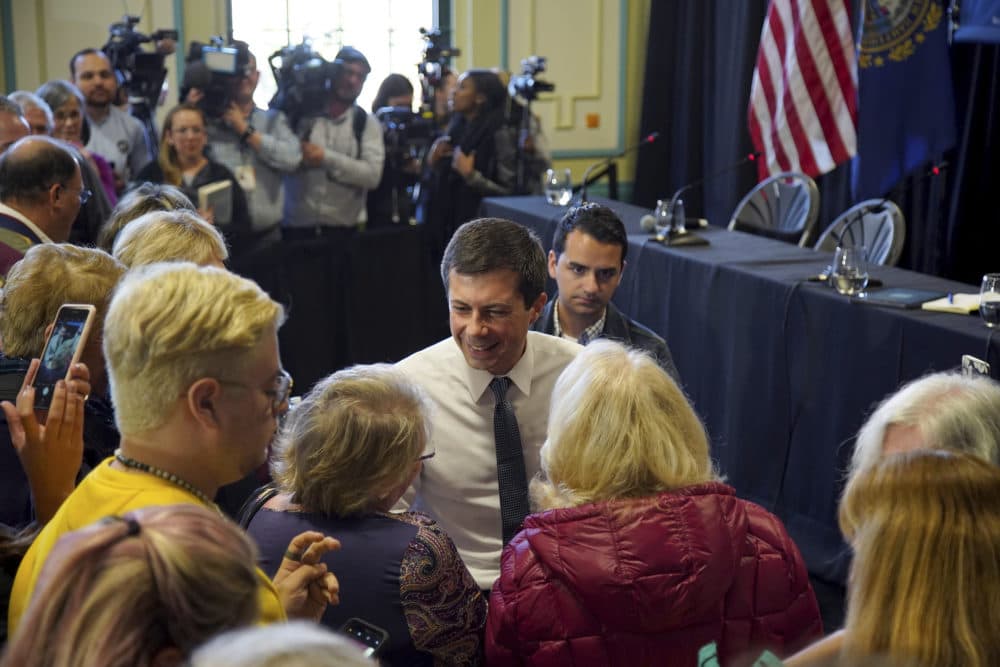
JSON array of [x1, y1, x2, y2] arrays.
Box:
[[483, 195, 997, 583]]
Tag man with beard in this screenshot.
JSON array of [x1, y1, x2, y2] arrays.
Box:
[[70, 49, 153, 191], [282, 46, 384, 238]]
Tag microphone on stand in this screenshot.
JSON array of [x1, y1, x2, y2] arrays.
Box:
[[578, 131, 660, 203], [640, 151, 760, 247]]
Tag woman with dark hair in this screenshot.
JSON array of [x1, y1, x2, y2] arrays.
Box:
[[371, 73, 414, 113], [132, 103, 251, 252], [418, 69, 515, 259]]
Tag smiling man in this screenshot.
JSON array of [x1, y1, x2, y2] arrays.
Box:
[[396, 218, 579, 589], [533, 202, 679, 381]]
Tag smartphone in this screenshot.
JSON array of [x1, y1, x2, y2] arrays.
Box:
[[962, 354, 991, 378], [339, 617, 389, 658], [30, 304, 96, 410]]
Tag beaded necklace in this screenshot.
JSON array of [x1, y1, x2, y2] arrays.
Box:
[[113, 449, 213, 506]]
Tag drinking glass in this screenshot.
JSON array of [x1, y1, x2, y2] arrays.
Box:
[[543, 168, 572, 206], [831, 246, 869, 296], [653, 199, 673, 239], [980, 273, 1000, 327]]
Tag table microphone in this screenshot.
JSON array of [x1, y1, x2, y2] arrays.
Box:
[[579, 132, 660, 203]]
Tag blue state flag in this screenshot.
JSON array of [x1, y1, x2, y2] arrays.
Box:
[[852, 0, 957, 199]]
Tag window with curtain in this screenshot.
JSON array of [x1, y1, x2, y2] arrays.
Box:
[[231, 0, 434, 112]]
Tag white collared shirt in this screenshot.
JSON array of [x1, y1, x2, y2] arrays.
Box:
[[396, 331, 581, 588], [0, 202, 53, 243]]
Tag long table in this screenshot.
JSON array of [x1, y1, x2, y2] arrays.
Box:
[[482, 195, 998, 583]]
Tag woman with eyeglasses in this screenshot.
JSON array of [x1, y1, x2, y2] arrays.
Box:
[[132, 103, 251, 252], [244, 364, 486, 667]]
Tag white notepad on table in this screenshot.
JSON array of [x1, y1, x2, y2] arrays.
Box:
[[921, 293, 980, 314]]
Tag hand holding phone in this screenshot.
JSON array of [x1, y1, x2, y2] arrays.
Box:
[[1, 358, 90, 522], [30, 305, 96, 410]]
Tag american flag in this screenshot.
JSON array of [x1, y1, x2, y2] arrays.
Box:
[[748, 0, 858, 179]]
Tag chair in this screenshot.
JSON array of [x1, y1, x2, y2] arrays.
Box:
[[727, 171, 820, 246], [813, 199, 906, 267]]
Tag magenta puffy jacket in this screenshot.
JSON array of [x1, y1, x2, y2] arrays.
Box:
[[484, 482, 822, 666]]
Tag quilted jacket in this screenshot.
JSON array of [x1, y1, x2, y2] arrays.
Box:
[[484, 482, 822, 666]]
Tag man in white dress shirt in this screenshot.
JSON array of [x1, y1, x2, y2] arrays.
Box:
[[397, 218, 580, 589]]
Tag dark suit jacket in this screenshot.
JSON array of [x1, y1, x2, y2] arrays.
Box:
[[533, 298, 680, 383]]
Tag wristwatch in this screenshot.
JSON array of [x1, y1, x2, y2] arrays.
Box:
[[240, 126, 256, 144]]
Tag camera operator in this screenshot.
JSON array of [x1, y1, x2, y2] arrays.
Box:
[[283, 46, 384, 240], [188, 47, 301, 244], [70, 49, 153, 193]]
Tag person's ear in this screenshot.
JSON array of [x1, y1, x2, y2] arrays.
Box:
[[187, 377, 223, 429], [620, 259, 627, 279], [48, 183, 63, 208], [548, 250, 558, 280], [528, 292, 548, 324]]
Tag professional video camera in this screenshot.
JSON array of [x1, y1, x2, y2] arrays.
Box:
[[416, 27, 460, 119], [182, 38, 251, 119], [375, 106, 435, 169], [267, 40, 340, 134], [508, 56, 554, 103], [102, 15, 177, 148]]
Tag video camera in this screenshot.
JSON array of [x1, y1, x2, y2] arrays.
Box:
[[508, 56, 554, 103], [102, 15, 177, 114], [267, 40, 342, 134], [375, 106, 435, 170], [417, 28, 460, 113], [182, 38, 252, 119]]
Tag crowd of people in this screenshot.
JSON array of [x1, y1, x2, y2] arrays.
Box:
[[0, 36, 999, 667]]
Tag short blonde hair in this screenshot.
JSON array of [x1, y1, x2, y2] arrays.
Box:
[[189, 621, 373, 667], [112, 210, 228, 268], [97, 182, 196, 252], [851, 371, 1000, 476], [840, 450, 1000, 666], [0, 244, 124, 357], [103, 263, 283, 435], [272, 364, 429, 516], [3, 504, 260, 667], [532, 339, 717, 510]]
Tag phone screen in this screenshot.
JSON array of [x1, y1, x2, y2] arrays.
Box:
[[339, 617, 388, 657], [33, 306, 94, 409]]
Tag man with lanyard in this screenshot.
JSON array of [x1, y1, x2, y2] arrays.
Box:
[[282, 46, 383, 239]]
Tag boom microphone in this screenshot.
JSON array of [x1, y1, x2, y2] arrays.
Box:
[[579, 131, 660, 203]]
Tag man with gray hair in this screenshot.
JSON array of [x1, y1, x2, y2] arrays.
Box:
[[397, 218, 580, 588], [0, 135, 83, 284], [0, 96, 29, 154], [7, 91, 53, 135]]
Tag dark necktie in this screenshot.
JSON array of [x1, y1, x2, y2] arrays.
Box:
[[489, 376, 530, 545]]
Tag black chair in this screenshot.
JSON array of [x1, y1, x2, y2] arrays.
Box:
[[814, 199, 906, 267], [728, 171, 820, 246]]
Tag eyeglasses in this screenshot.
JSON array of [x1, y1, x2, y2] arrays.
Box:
[[78, 188, 93, 205], [219, 369, 294, 416]]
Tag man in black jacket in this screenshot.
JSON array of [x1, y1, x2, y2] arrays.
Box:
[[533, 202, 679, 382]]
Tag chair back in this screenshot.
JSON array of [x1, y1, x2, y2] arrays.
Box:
[[814, 199, 906, 266], [727, 171, 820, 246]]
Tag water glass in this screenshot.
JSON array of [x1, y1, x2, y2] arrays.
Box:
[[980, 273, 1000, 327], [543, 168, 572, 206], [653, 199, 673, 239], [831, 246, 869, 296]]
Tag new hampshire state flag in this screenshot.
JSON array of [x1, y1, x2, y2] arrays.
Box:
[[852, 0, 957, 199]]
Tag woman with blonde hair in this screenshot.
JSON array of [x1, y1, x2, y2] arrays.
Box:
[[485, 340, 822, 666], [132, 103, 250, 246], [1, 504, 261, 667], [836, 450, 1000, 666], [245, 364, 485, 666]]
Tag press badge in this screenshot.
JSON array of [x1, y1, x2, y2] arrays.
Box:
[[235, 165, 257, 191]]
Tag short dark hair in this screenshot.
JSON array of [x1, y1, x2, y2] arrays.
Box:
[[441, 218, 546, 308], [69, 48, 107, 78], [0, 136, 79, 204], [552, 203, 628, 264]]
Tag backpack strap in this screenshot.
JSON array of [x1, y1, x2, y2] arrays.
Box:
[[351, 104, 367, 158]]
